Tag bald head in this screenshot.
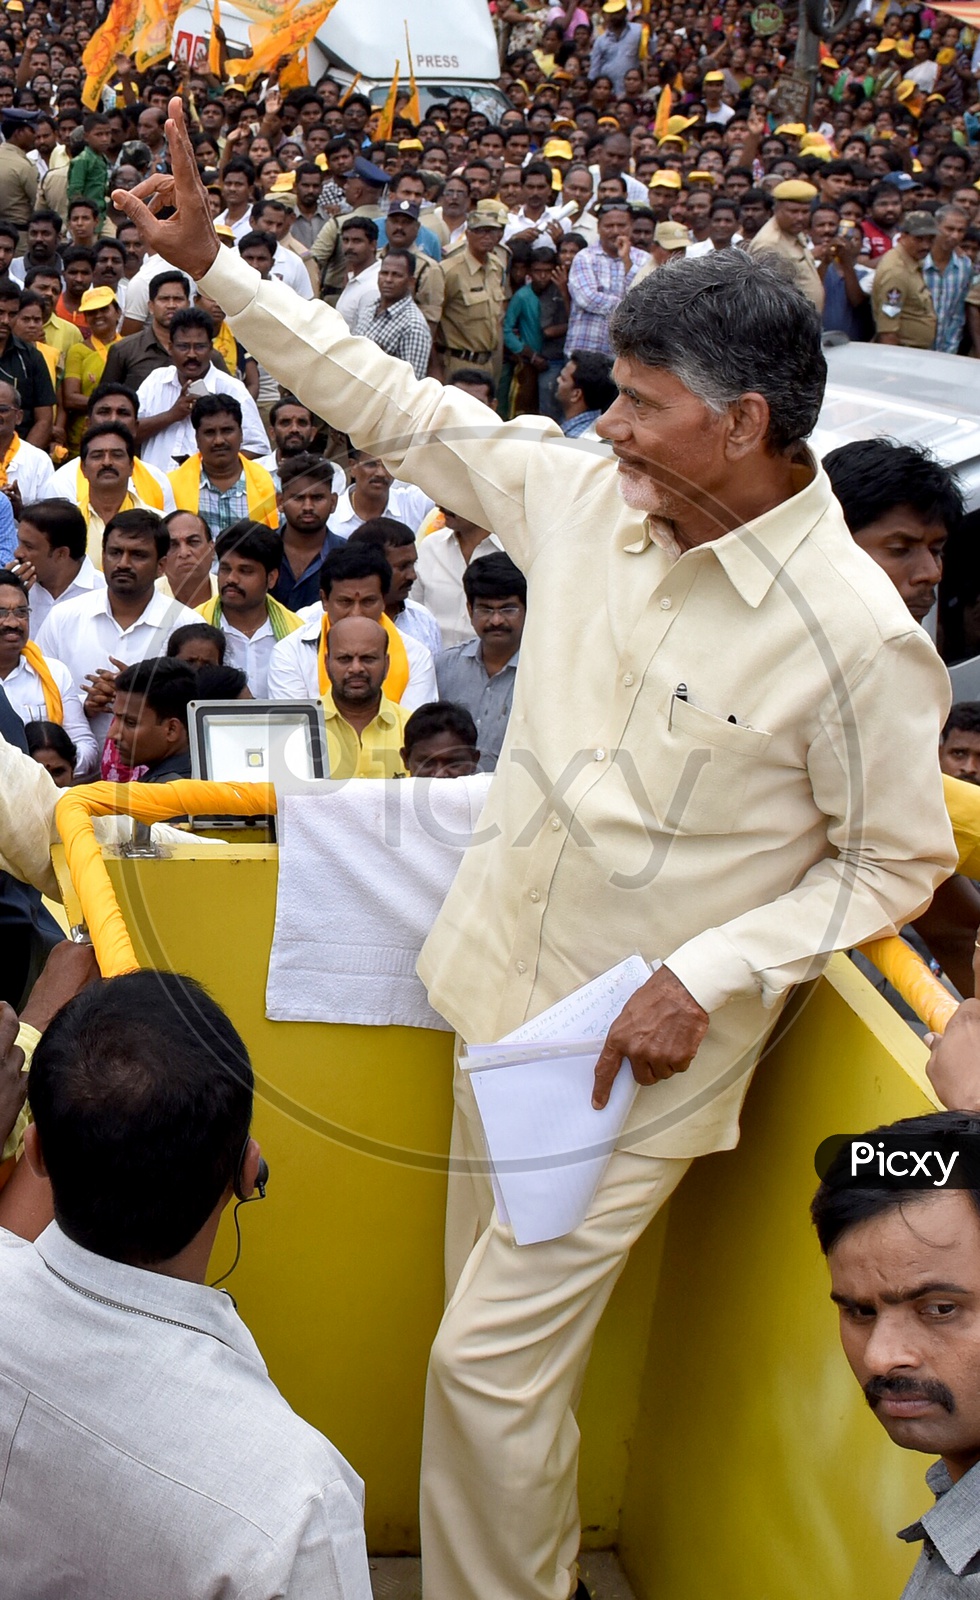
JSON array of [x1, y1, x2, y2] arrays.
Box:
[[326, 616, 388, 710]]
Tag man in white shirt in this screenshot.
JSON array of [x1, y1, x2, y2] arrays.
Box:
[[335, 216, 381, 332], [35, 507, 198, 748], [250, 197, 315, 300], [0, 567, 98, 773], [49, 382, 177, 514], [413, 511, 502, 648], [0, 377, 55, 504], [348, 516, 443, 658], [503, 161, 568, 245], [330, 451, 434, 541], [268, 541, 436, 710], [12, 498, 105, 636], [206, 521, 296, 698], [136, 306, 268, 473], [0, 968, 372, 1600]]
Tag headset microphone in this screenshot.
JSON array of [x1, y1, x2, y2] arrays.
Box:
[[211, 1147, 270, 1292]]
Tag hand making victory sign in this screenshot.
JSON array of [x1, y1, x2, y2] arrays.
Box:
[[110, 98, 222, 283]]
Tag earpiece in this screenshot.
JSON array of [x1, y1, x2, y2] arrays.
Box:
[[212, 1147, 270, 1293]]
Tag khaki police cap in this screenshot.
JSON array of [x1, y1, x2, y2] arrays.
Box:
[[772, 179, 819, 201], [654, 221, 689, 249]]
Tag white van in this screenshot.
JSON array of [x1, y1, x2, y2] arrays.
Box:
[[171, 0, 508, 121]]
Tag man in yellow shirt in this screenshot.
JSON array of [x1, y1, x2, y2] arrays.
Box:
[[322, 615, 409, 779]]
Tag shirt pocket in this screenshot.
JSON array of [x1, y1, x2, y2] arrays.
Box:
[[656, 693, 772, 836]]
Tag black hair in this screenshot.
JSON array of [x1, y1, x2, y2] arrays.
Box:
[[238, 229, 277, 258], [943, 702, 980, 742], [148, 268, 190, 300], [103, 507, 170, 560], [67, 198, 99, 217], [340, 215, 379, 244], [114, 655, 197, 725], [164, 508, 212, 541], [195, 663, 249, 699], [825, 439, 964, 538], [811, 1111, 980, 1255], [28, 207, 62, 231], [462, 551, 527, 607], [28, 970, 254, 1264], [349, 516, 416, 551], [449, 368, 495, 399], [18, 498, 87, 561], [214, 519, 283, 574], [170, 306, 216, 343], [382, 246, 416, 275], [279, 452, 336, 492], [0, 567, 28, 600], [565, 348, 617, 413], [190, 392, 242, 432], [167, 622, 226, 664], [79, 421, 135, 462], [319, 541, 392, 599], [25, 718, 76, 769], [88, 381, 140, 417], [61, 245, 96, 270], [403, 700, 479, 755], [269, 392, 312, 426]]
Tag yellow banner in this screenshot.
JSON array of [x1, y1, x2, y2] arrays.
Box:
[[82, 0, 141, 109], [375, 59, 399, 140], [226, 0, 341, 80], [208, 0, 222, 76]]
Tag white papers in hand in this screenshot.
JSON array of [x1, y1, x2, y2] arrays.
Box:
[[462, 955, 653, 1246]]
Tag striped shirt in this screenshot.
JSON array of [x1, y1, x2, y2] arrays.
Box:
[[923, 249, 974, 353], [197, 469, 250, 533], [565, 242, 649, 357]]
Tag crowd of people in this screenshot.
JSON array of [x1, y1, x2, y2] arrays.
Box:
[[3, 0, 980, 1597]]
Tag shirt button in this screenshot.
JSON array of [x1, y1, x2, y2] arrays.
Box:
[[529, 889, 540, 903], [516, 960, 527, 975], [550, 816, 561, 831], [623, 672, 635, 687], [594, 747, 606, 761], [660, 597, 672, 610]]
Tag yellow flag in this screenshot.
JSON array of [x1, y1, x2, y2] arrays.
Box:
[[226, 0, 340, 81], [403, 22, 421, 126], [82, 0, 141, 109], [132, 0, 183, 71], [375, 60, 400, 141], [279, 48, 310, 91], [208, 0, 222, 77], [654, 83, 672, 138], [340, 73, 362, 106]]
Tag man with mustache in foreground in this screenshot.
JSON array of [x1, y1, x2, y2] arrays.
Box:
[[113, 101, 957, 1600]]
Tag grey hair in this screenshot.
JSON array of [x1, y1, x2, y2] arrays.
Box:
[[937, 204, 969, 225], [609, 250, 826, 451]]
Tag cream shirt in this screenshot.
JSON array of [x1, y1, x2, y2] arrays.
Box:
[[200, 248, 956, 1160]]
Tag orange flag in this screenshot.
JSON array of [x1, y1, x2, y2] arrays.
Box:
[[375, 59, 400, 141], [654, 84, 672, 138], [226, 0, 340, 81], [132, 0, 183, 71], [82, 0, 141, 109]]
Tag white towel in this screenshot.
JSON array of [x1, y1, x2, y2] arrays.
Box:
[[265, 775, 493, 1029]]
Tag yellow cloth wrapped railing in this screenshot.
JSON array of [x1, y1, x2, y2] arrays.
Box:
[[859, 936, 959, 1035], [53, 781, 964, 1034], [55, 782, 276, 977]]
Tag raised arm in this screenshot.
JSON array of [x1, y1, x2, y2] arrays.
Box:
[[112, 99, 601, 575]]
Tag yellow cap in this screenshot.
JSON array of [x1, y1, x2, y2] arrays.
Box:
[[896, 80, 918, 103], [820, 56, 840, 69], [602, 0, 627, 11], [875, 38, 897, 52], [215, 225, 236, 242], [895, 39, 914, 57], [649, 169, 682, 189], [79, 286, 117, 314], [703, 69, 725, 82], [597, 115, 621, 128], [687, 170, 716, 185], [270, 169, 296, 192], [937, 47, 956, 65], [5, 2, 24, 12], [775, 122, 806, 136], [657, 133, 686, 149], [543, 138, 574, 159], [773, 179, 819, 201], [926, 92, 946, 103], [666, 114, 699, 134], [398, 138, 424, 151]]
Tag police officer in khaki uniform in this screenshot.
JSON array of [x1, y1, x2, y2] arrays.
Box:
[[0, 109, 40, 250], [745, 178, 825, 312], [871, 210, 939, 348], [311, 157, 388, 302], [436, 200, 510, 386]]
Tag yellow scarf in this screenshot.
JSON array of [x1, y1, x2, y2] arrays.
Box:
[[212, 321, 239, 375], [0, 434, 19, 489], [21, 641, 63, 723], [168, 453, 279, 528], [198, 592, 302, 643], [74, 458, 164, 514], [317, 612, 411, 702]]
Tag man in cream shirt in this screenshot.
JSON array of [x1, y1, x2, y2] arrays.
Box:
[[117, 110, 956, 1600]]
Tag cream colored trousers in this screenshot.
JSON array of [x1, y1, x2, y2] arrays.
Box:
[[419, 1061, 691, 1600]]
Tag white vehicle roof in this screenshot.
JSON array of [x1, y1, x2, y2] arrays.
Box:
[[812, 342, 980, 512]]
